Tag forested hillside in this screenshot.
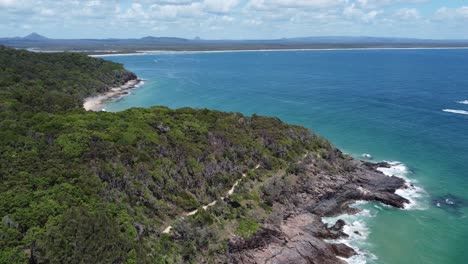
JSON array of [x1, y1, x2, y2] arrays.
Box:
[[0, 46, 136, 112], [0, 47, 343, 263]]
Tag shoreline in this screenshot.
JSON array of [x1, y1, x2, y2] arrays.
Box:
[[83, 79, 143, 111], [229, 154, 412, 263], [323, 160, 426, 264], [88, 46, 468, 57]]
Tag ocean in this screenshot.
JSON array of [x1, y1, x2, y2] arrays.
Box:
[[100, 49, 468, 264]]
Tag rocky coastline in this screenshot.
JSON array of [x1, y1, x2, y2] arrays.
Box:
[[228, 153, 409, 264]]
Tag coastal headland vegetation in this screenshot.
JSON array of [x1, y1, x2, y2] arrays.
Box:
[[0, 46, 407, 263]]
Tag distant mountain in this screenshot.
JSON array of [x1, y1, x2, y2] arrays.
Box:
[[139, 36, 188, 43], [1, 34, 468, 52], [23, 32, 49, 41], [280, 36, 468, 44]]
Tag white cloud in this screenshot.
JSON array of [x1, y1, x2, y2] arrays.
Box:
[[394, 8, 420, 20], [147, 0, 194, 4], [38, 8, 55, 16], [0, 0, 467, 39], [221, 15, 235, 22], [434, 6, 468, 21], [0, 0, 22, 7], [244, 19, 262, 25], [148, 2, 204, 20], [356, 0, 428, 9], [246, 0, 347, 11], [203, 0, 242, 14], [120, 3, 148, 19], [343, 3, 383, 23]]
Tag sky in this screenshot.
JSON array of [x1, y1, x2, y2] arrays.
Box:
[[1, 0, 468, 39]]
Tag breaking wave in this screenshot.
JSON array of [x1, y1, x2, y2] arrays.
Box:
[[442, 109, 468, 115]]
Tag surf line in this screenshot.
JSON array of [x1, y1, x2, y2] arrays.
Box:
[[162, 164, 261, 234]]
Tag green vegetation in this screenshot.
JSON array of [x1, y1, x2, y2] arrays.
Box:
[[0, 46, 136, 112], [235, 218, 260, 239], [0, 46, 340, 263]]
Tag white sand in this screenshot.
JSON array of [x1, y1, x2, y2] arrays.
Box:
[[83, 79, 141, 111]]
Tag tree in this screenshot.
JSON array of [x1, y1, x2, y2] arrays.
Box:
[[37, 206, 133, 264]]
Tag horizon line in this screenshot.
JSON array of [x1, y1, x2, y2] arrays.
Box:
[[4, 32, 468, 42]]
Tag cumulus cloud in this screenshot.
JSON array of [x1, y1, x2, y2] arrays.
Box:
[[146, 0, 194, 4], [355, 0, 429, 9], [0, 0, 16, 7], [434, 6, 468, 21], [393, 8, 420, 20], [246, 0, 347, 11], [148, 2, 204, 20], [203, 0, 242, 14], [343, 3, 383, 23], [0, 0, 467, 39]]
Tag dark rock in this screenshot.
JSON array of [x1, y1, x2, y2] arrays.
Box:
[[156, 124, 170, 133], [230, 214, 348, 264], [330, 219, 346, 231], [229, 227, 284, 253], [362, 161, 391, 170], [331, 243, 357, 258], [433, 194, 467, 215], [229, 157, 410, 263]]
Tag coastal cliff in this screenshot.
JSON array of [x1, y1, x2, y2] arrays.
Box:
[[0, 46, 409, 263], [228, 158, 407, 264]]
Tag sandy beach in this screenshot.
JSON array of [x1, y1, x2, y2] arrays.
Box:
[[83, 79, 142, 111]]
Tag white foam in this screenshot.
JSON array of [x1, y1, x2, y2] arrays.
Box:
[[377, 161, 427, 210], [457, 100, 468, 105], [376, 161, 409, 177], [323, 204, 378, 264], [344, 253, 377, 264], [323, 160, 427, 263], [442, 109, 468, 115]]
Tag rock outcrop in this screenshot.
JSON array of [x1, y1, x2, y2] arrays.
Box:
[[229, 154, 408, 264]]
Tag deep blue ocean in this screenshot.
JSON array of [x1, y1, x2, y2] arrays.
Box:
[[101, 49, 468, 264]]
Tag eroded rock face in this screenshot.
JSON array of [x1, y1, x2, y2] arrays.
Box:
[[230, 214, 353, 264], [229, 157, 408, 264], [308, 160, 408, 217], [331, 243, 357, 258]]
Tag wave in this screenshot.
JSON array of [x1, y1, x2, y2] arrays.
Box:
[[457, 100, 468, 105], [322, 159, 427, 263], [323, 203, 378, 264], [442, 109, 468, 115], [377, 161, 427, 210]]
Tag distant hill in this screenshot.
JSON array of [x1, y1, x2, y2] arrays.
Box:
[[139, 36, 188, 43], [1, 33, 468, 52], [23, 32, 49, 41]]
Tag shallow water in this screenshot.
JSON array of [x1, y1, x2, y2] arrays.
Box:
[[102, 49, 468, 264]]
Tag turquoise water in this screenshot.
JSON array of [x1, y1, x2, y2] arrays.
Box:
[[102, 49, 468, 264]]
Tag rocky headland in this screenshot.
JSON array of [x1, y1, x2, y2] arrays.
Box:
[[228, 153, 409, 264], [0, 46, 414, 263]]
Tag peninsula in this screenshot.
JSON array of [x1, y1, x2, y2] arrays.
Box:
[[0, 46, 410, 263]]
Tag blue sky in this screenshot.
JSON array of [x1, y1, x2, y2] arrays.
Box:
[[1, 0, 468, 39]]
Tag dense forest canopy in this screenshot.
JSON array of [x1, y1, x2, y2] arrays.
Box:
[[0, 46, 136, 112], [0, 46, 343, 263]]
